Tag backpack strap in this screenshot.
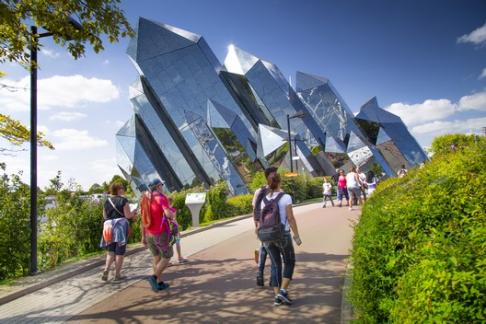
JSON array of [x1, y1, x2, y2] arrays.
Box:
[[108, 197, 124, 218]]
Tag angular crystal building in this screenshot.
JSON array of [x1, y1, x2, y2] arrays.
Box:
[[117, 17, 425, 193], [296, 71, 395, 176], [355, 97, 428, 173]]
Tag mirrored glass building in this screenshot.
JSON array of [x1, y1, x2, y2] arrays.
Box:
[[117, 17, 426, 193]]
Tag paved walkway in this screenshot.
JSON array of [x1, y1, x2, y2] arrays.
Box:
[[0, 203, 358, 323]]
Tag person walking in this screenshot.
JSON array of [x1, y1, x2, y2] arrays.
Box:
[[259, 170, 302, 306], [336, 169, 349, 208], [357, 167, 367, 203], [365, 170, 378, 196], [322, 177, 334, 207], [346, 166, 362, 210], [101, 182, 137, 281], [167, 197, 188, 265], [252, 166, 278, 287], [140, 179, 175, 292], [397, 164, 408, 178]]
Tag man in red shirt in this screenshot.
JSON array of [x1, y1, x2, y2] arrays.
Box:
[[143, 179, 175, 291]]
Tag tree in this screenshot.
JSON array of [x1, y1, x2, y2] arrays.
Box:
[[88, 183, 103, 194], [0, 0, 134, 68], [0, 113, 53, 152]]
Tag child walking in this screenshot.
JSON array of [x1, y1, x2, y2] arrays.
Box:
[[167, 198, 188, 264], [322, 177, 334, 207]]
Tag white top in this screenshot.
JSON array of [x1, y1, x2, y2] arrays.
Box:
[[346, 172, 360, 188], [260, 191, 293, 231], [323, 182, 332, 195]]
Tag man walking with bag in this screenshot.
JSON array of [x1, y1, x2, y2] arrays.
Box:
[[140, 179, 175, 292]]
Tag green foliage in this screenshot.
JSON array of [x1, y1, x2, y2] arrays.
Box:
[[430, 133, 481, 156], [0, 113, 53, 150], [225, 194, 253, 216], [0, 166, 31, 280], [202, 181, 229, 222], [0, 0, 134, 69], [349, 135, 486, 323], [249, 171, 267, 191]]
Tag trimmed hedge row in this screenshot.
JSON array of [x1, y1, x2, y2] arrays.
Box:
[[350, 134, 486, 323]]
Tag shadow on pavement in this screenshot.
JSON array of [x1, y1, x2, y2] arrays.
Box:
[[66, 252, 348, 323]]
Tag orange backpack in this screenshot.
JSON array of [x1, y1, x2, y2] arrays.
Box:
[[140, 191, 152, 228]]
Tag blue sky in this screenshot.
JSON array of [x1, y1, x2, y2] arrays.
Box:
[[1, 0, 485, 189]]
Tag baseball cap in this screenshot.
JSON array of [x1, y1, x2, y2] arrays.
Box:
[[148, 178, 165, 189]]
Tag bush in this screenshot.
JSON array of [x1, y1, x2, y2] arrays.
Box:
[[349, 135, 486, 323], [202, 181, 230, 222], [225, 194, 253, 216], [430, 133, 480, 156], [0, 170, 31, 280]]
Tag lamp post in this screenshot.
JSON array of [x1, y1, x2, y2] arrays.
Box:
[[286, 111, 306, 173], [29, 19, 82, 275]]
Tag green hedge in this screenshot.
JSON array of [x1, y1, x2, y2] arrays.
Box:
[[350, 134, 486, 323]]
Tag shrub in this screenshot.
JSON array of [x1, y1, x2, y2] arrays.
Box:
[[225, 194, 253, 216], [430, 133, 480, 156], [0, 170, 31, 280], [202, 181, 230, 222], [349, 135, 486, 323]]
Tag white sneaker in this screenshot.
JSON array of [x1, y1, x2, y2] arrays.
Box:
[[349, 207, 353, 211]]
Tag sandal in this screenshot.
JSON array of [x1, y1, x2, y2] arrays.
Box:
[[101, 270, 109, 281], [114, 275, 127, 281], [178, 258, 189, 264]]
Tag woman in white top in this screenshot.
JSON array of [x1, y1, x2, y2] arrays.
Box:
[[345, 166, 362, 210], [366, 170, 378, 196], [261, 171, 302, 306]]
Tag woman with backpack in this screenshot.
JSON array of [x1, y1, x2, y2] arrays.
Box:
[[259, 170, 302, 306], [101, 182, 137, 281]]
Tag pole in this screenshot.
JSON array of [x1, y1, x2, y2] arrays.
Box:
[[287, 114, 293, 173], [30, 26, 38, 275]]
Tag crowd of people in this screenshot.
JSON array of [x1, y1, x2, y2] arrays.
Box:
[[98, 164, 403, 306], [325, 167, 378, 210]]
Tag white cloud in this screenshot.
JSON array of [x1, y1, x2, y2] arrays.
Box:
[[458, 91, 486, 112], [0, 74, 120, 112], [103, 59, 110, 65], [386, 90, 486, 126], [105, 119, 125, 129], [50, 111, 87, 122], [457, 21, 486, 45], [90, 158, 118, 173], [40, 48, 60, 59], [51, 128, 108, 151], [386, 99, 456, 126], [411, 117, 486, 135], [38, 125, 49, 134], [479, 68, 486, 80]]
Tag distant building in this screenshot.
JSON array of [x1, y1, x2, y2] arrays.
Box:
[[117, 17, 426, 194]]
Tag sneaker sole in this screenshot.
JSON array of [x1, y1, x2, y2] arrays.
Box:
[[278, 293, 293, 305]]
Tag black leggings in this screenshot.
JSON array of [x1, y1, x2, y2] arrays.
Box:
[[265, 232, 295, 288]]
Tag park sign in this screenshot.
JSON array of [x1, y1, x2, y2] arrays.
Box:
[[185, 192, 206, 228]]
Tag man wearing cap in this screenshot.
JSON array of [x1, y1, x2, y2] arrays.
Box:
[[143, 179, 174, 291]]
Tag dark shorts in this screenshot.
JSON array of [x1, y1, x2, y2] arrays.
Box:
[[146, 232, 174, 259], [348, 187, 361, 200], [107, 242, 126, 256]]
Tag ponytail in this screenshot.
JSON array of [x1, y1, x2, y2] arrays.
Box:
[[267, 172, 281, 194]]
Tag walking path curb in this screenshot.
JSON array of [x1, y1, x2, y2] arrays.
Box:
[[340, 259, 354, 323], [0, 212, 252, 306]]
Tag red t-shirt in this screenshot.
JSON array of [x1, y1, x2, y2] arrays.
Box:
[[146, 192, 170, 235]]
